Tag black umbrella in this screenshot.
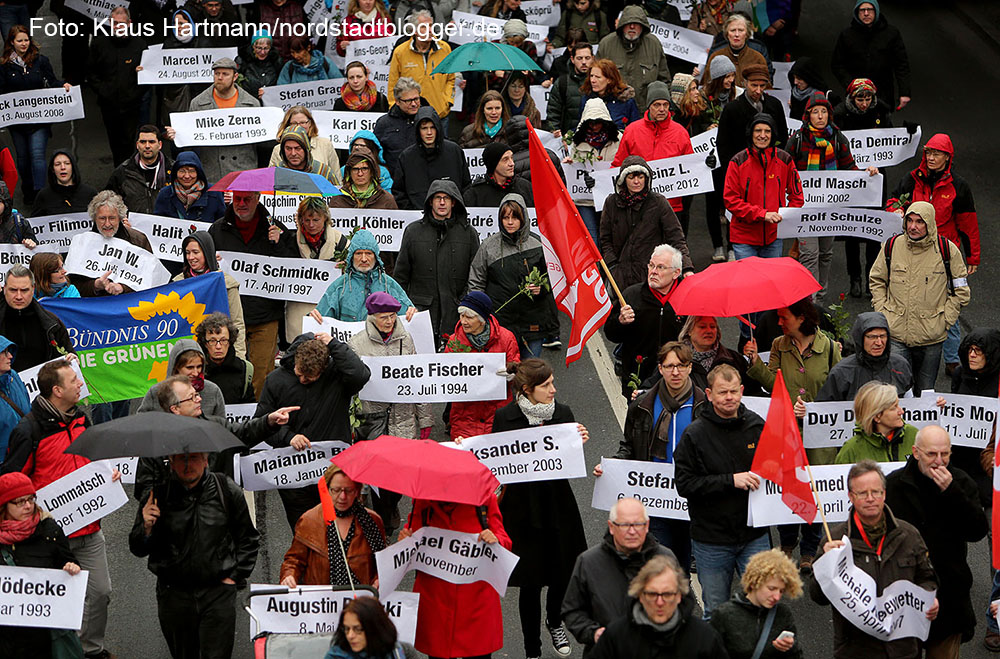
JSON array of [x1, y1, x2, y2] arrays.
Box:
[[66, 412, 244, 459]]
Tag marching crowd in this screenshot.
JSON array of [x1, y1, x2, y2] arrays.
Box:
[[0, 0, 990, 658]]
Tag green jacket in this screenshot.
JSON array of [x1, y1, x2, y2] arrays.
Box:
[[835, 423, 917, 465], [595, 6, 671, 111], [551, 6, 609, 47]]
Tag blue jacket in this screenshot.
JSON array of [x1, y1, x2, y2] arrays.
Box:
[[340, 130, 393, 192], [277, 50, 343, 85], [38, 283, 81, 300], [154, 151, 227, 222], [315, 229, 412, 322], [0, 336, 31, 463], [579, 91, 640, 130]]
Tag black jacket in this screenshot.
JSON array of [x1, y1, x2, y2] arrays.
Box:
[[208, 203, 293, 325], [619, 384, 706, 461], [832, 97, 894, 131], [817, 311, 911, 401], [505, 114, 565, 184], [333, 91, 389, 113], [392, 107, 472, 210], [104, 153, 175, 216], [0, 53, 60, 95], [831, 8, 911, 105], [710, 592, 802, 659], [31, 149, 98, 216], [786, 57, 832, 121], [129, 470, 260, 588], [373, 98, 430, 179], [590, 595, 728, 659], [716, 92, 789, 167], [206, 345, 255, 404], [950, 327, 1000, 508], [236, 46, 282, 98], [394, 179, 480, 337], [0, 180, 31, 244], [885, 457, 986, 644], [87, 33, 146, 108], [674, 403, 766, 545], [0, 298, 74, 371], [462, 174, 534, 209]]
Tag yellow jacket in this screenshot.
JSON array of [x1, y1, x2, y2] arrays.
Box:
[[387, 38, 455, 119]]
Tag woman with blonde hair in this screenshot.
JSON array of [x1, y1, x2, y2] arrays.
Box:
[[578, 59, 639, 130], [285, 197, 349, 339], [835, 381, 918, 464], [268, 105, 340, 180], [710, 549, 803, 658], [459, 90, 510, 148]]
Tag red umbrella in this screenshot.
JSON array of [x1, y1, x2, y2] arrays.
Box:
[[668, 256, 820, 317], [332, 436, 500, 507]]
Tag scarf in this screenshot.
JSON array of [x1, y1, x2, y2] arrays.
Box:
[[0, 511, 39, 545], [791, 84, 817, 103], [349, 182, 377, 204], [492, 175, 515, 192], [517, 395, 555, 426], [632, 601, 680, 632], [303, 230, 325, 257], [689, 343, 717, 372], [236, 216, 258, 244], [708, 0, 730, 24], [468, 323, 492, 350], [484, 119, 503, 138], [355, 8, 377, 22], [341, 80, 380, 111], [803, 124, 837, 170], [584, 123, 611, 150], [651, 378, 692, 460], [135, 152, 168, 190], [9, 52, 25, 70], [619, 187, 647, 208], [859, 515, 886, 546], [37, 395, 78, 426], [326, 500, 387, 587], [173, 179, 205, 209]]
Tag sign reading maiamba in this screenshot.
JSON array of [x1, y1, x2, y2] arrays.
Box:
[[238, 441, 351, 491]]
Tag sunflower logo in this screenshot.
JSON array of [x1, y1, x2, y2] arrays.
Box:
[[128, 291, 209, 382]]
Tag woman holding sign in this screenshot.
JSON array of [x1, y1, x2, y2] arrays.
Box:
[[835, 381, 917, 465], [491, 359, 588, 659]]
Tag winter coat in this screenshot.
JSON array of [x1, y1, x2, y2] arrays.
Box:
[[392, 107, 471, 210], [443, 314, 519, 439], [596, 6, 671, 111], [154, 150, 227, 223], [208, 202, 294, 326], [619, 383, 706, 462], [0, 52, 61, 97], [551, 5, 608, 46], [0, 336, 29, 459], [579, 87, 641, 130], [406, 497, 511, 658], [136, 338, 226, 417], [0, 181, 31, 244], [785, 112, 859, 173], [31, 149, 98, 216], [467, 195, 558, 343], [886, 457, 986, 644], [716, 92, 789, 166], [567, 100, 621, 184], [711, 592, 801, 659], [189, 84, 261, 184], [832, 96, 893, 131], [278, 503, 386, 587], [831, 0, 911, 105], [387, 38, 455, 119], [87, 33, 145, 109], [591, 596, 729, 659], [458, 120, 509, 149], [600, 156, 693, 289], [236, 46, 282, 98], [834, 423, 917, 465], [887, 134, 979, 265], [348, 316, 432, 439], [546, 68, 588, 134], [869, 201, 970, 347], [674, 403, 767, 545], [258, 0, 307, 61], [950, 327, 1000, 507], [462, 174, 534, 208], [104, 151, 174, 216], [687, 0, 731, 36], [272, 125, 338, 184], [277, 50, 343, 86], [337, 131, 393, 192], [504, 94, 541, 131], [68, 220, 153, 297], [611, 110, 695, 212], [505, 115, 565, 185], [702, 45, 768, 89], [785, 57, 832, 120], [315, 229, 412, 322], [205, 344, 255, 404], [492, 401, 587, 587], [394, 179, 480, 336], [268, 133, 340, 178], [810, 506, 936, 659], [374, 100, 430, 179], [282, 222, 349, 338], [817, 311, 912, 401], [0, 297, 74, 372]]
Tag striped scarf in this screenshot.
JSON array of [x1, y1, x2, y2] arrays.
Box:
[[803, 124, 837, 170], [340, 80, 379, 111]]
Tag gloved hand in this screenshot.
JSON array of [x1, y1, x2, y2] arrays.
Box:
[[420, 427, 432, 440], [705, 152, 717, 168], [583, 172, 595, 189], [903, 121, 919, 135]]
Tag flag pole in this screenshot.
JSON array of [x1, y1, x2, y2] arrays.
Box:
[[598, 259, 627, 307], [804, 463, 833, 544]]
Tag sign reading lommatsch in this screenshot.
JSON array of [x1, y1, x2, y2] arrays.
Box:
[[592, 153, 714, 211], [28, 212, 90, 251], [170, 107, 285, 147], [648, 19, 714, 67], [800, 171, 884, 208], [452, 423, 586, 485], [36, 461, 128, 535], [63, 232, 171, 291], [813, 536, 935, 641], [239, 441, 351, 491], [262, 79, 346, 112], [138, 47, 238, 85], [802, 398, 939, 450], [376, 526, 520, 598], [591, 459, 689, 521], [219, 251, 340, 304], [0, 565, 89, 629], [844, 127, 922, 168], [0, 86, 84, 129], [776, 207, 903, 242], [127, 213, 212, 263], [302, 311, 436, 355], [326, 208, 420, 252], [358, 353, 508, 403]]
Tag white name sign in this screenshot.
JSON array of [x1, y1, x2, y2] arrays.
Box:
[[648, 19, 714, 67], [935, 393, 999, 448], [63, 232, 171, 291], [226, 403, 258, 426], [743, 396, 771, 420], [126, 213, 212, 263], [170, 107, 285, 147], [591, 459, 689, 520], [219, 251, 341, 304], [0, 565, 89, 629], [313, 111, 383, 148], [562, 161, 614, 204], [691, 128, 718, 168], [64, 0, 125, 20], [450, 423, 586, 485], [358, 353, 507, 403], [28, 212, 91, 251], [262, 78, 347, 112], [0, 86, 84, 129], [521, 0, 561, 25], [376, 526, 519, 597], [466, 206, 538, 243], [801, 397, 939, 450], [776, 207, 903, 242], [844, 127, 922, 168], [138, 47, 238, 85], [814, 536, 934, 641], [592, 153, 713, 211], [326, 208, 420, 252], [771, 61, 793, 89], [238, 440, 351, 491], [19, 357, 91, 401], [248, 586, 418, 642], [102, 457, 138, 485], [529, 85, 550, 120], [303, 310, 436, 355], [0, 244, 60, 285], [799, 171, 884, 208], [36, 461, 128, 535], [465, 148, 485, 178]]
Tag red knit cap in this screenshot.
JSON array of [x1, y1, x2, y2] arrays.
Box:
[[0, 472, 35, 507]]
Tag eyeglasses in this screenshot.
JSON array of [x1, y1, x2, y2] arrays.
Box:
[[204, 338, 230, 346], [610, 521, 648, 530], [969, 346, 984, 355], [10, 495, 35, 506], [647, 263, 675, 273], [659, 362, 690, 372], [850, 489, 885, 500], [330, 486, 358, 496], [350, 166, 371, 173], [289, 119, 311, 127], [175, 393, 202, 405], [642, 590, 679, 602], [865, 333, 887, 342], [398, 97, 421, 105]]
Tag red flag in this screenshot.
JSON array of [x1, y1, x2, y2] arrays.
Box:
[[527, 119, 611, 364], [993, 379, 1000, 569], [750, 370, 818, 524]]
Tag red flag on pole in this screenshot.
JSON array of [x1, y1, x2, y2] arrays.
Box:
[[527, 119, 611, 364], [751, 369, 818, 524]]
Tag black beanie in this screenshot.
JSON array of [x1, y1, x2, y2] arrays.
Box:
[[483, 141, 512, 177]]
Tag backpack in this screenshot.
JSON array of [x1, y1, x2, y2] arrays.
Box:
[[883, 233, 955, 296]]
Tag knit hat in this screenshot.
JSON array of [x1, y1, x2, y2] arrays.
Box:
[[645, 80, 671, 106], [669, 74, 694, 105], [847, 78, 877, 97], [709, 55, 736, 81], [482, 142, 512, 177], [0, 472, 35, 507], [503, 19, 529, 39], [212, 57, 239, 71], [251, 28, 272, 46], [457, 291, 493, 322], [742, 63, 770, 84], [731, 0, 753, 20], [365, 291, 401, 315]]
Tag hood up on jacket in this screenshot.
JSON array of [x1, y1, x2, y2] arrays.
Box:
[[802, 91, 836, 127], [850, 311, 892, 369], [413, 106, 444, 153], [787, 57, 829, 94], [349, 130, 388, 165], [904, 200, 938, 245], [497, 192, 529, 245], [343, 148, 383, 191], [171, 150, 209, 187], [182, 230, 220, 274], [615, 5, 651, 48], [422, 178, 469, 224], [615, 155, 653, 194], [345, 228, 386, 276], [916, 133, 954, 178], [574, 98, 620, 145], [46, 148, 82, 190], [0, 334, 17, 365], [278, 125, 315, 170], [166, 338, 205, 376], [746, 112, 778, 149], [958, 328, 1000, 379], [289, 49, 332, 76], [853, 0, 881, 25]]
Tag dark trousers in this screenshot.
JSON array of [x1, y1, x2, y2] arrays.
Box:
[[704, 167, 727, 249], [845, 237, 881, 281], [100, 102, 141, 167], [277, 485, 321, 530], [371, 488, 402, 535], [156, 582, 236, 659], [519, 579, 570, 656], [650, 516, 692, 575], [778, 522, 820, 558]]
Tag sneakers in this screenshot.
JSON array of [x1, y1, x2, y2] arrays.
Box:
[[547, 619, 572, 656], [727, 249, 735, 262], [712, 246, 725, 262], [542, 337, 562, 349]]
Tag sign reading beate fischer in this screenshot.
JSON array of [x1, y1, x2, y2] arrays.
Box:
[[0, 565, 89, 630], [36, 461, 129, 535], [138, 47, 238, 85], [170, 107, 285, 147], [238, 441, 351, 491], [591, 153, 714, 211], [63, 232, 172, 291], [799, 171, 884, 208], [447, 423, 587, 485], [302, 311, 436, 355], [376, 526, 520, 598], [776, 207, 903, 242], [0, 86, 85, 129], [357, 353, 508, 404], [219, 251, 341, 304], [591, 459, 689, 521]]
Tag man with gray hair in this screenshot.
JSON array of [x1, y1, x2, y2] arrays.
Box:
[[604, 243, 687, 397], [387, 10, 455, 122], [68, 190, 153, 298], [561, 497, 682, 657], [374, 77, 426, 178], [0, 264, 74, 371]]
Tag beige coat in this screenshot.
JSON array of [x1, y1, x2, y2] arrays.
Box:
[[269, 135, 341, 185], [869, 201, 970, 347], [284, 224, 348, 339], [172, 272, 247, 358]]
